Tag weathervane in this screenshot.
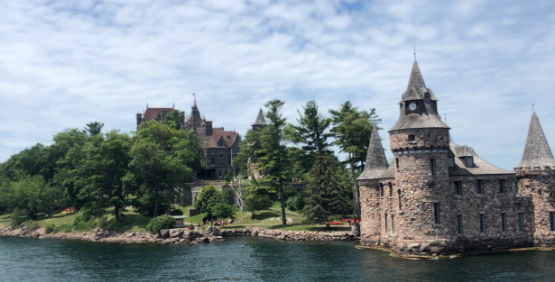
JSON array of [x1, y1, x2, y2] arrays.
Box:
[[414, 43, 416, 61], [532, 103, 535, 112], [193, 93, 197, 105]]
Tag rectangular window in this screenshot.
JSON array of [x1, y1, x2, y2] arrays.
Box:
[[408, 135, 415, 142], [396, 158, 399, 170], [380, 183, 384, 197], [476, 180, 483, 194], [454, 181, 462, 195], [550, 212, 555, 232], [479, 214, 485, 233], [448, 157, 455, 167], [430, 159, 437, 181], [388, 183, 393, 197], [398, 190, 402, 210], [465, 156, 474, 167], [499, 179, 505, 193], [518, 212, 524, 232], [211, 158, 215, 165], [457, 215, 463, 235], [391, 215, 395, 234], [385, 214, 388, 232], [434, 203, 440, 224], [501, 213, 506, 232]]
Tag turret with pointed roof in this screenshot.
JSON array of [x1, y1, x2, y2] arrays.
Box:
[[518, 112, 555, 168], [252, 109, 268, 130], [358, 126, 388, 180], [390, 61, 449, 132]]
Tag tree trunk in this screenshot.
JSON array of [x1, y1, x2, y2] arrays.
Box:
[[280, 181, 286, 226], [348, 155, 361, 219], [153, 199, 159, 217]]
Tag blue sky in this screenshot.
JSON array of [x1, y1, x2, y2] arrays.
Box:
[[1, 0, 554, 170]]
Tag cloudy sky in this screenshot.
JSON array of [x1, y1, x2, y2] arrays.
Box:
[[1, 0, 554, 170]]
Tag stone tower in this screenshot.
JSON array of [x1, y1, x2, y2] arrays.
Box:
[[388, 61, 451, 248], [358, 126, 389, 246], [515, 112, 555, 246]]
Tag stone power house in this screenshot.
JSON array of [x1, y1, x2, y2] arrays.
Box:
[[136, 101, 241, 180], [357, 61, 555, 256]]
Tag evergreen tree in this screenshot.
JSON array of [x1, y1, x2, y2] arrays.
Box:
[[329, 101, 379, 218], [84, 122, 104, 136], [288, 100, 332, 154], [302, 153, 349, 226]]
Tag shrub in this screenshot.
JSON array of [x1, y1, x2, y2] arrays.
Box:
[[53, 224, 73, 233], [96, 216, 113, 230], [170, 209, 184, 216], [73, 215, 96, 231], [10, 208, 21, 229], [146, 215, 176, 234], [24, 220, 40, 231], [45, 222, 56, 234]]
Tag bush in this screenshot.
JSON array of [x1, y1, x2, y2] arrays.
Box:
[[146, 215, 176, 234], [45, 222, 56, 234], [10, 208, 22, 229], [170, 209, 184, 216], [73, 215, 96, 231], [53, 224, 73, 233], [96, 216, 113, 230], [24, 220, 40, 231]]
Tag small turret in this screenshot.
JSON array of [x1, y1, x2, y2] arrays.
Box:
[[358, 126, 388, 179], [518, 112, 555, 169], [252, 109, 268, 130]]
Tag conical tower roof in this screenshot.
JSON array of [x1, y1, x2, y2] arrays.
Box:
[[518, 112, 555, 168], [358, 126, 389, 180], [252, 109, 267, 126]]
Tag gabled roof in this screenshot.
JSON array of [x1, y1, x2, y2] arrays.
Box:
[[358, 126, 389, 180], [206, 131, 240, 148], [142, 107, 174, 122], [252, 109, 267, 126], [518, 112, 555, 168]]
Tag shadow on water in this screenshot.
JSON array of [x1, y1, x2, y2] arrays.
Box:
[[0, 236, 554, 282]]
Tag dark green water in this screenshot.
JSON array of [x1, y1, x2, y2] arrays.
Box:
[[1, 236, 554, 282]]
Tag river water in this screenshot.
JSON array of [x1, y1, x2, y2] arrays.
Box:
[[1, 236, 554, 282]]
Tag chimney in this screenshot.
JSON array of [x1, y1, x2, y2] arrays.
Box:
[[206, 121, 213, 136], [136, 113, 142, 129]]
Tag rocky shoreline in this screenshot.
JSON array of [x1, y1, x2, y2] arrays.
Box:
[[0, 224, 360, 245]]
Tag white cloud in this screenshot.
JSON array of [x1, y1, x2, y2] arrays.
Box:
[[0, 0, 554, 171]]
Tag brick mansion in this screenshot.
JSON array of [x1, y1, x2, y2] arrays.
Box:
[[357, 61, 555, 256]]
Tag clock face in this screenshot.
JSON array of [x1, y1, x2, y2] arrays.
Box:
[[408, 102, 417, 111]]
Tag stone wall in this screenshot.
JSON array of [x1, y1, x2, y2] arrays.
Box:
[[221, 227, 358, 241], [516, 167, 555, 246]]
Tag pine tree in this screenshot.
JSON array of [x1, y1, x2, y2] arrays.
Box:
[[302, 153, 349, 226]]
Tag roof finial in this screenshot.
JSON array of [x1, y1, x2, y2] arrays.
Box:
[[146, 103, 148, 109], [532, 103, 535, 112], [173, 102, 175, 108], [414, 43, 416, 62], [444, 111, 447, 124], [193, 93, 196, 105]]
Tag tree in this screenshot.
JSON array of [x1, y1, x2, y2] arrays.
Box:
[[225, 170, 234, 183], [163, 109, 185, 130], [329, 101, 379, 218], [256, 100, 290, 226], [233, 126, 264, 178], [302, 153, 350, 226], [84, 122, 104, 136], [230, 176, 247, 212], [287, 100, 332, 154], [194, 185, 234, 220], [74, 131, 133, 222], [9, 175, 53, 220], [125, 120, 202, 217]]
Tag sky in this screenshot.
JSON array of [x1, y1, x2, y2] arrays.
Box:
[[1, 0, 554, 170]]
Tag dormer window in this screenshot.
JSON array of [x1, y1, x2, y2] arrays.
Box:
[[218, 139, 224, 146], [465, 156, 474, 167], [408, 135, 416, 142], [227, 135, 231, 139]]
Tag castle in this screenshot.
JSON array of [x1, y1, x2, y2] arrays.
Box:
[[357, 61, 555, 256], [136, 100, 241, 180]]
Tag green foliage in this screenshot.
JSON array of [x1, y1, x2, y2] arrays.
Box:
[[132, 193, 171, 217], [286, 193, 305, 211], [162, 109, 185, 130], [53, 224, 73, 233], [287, 100, 333, 154], [84, 121, 104, 136], [73, 215, 96, 231], [303, 153, 351, 223], [125, 120, 203, 217], [10, 208, 21, 229], [146, 215, 176, 234], [24, 220, 40, 231], [225, 170, 234, 182], [195, 185, 235, 220], [170, 209, 184, 215], [45, 222, 56, 234]]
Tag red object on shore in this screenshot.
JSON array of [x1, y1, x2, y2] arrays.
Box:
[[328, 221, 344, 225], [341, 218, 360, 223], [187, 226, 195, 230]]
